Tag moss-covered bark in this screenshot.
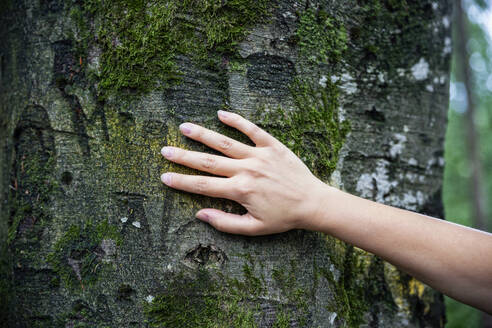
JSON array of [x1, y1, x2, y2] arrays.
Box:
[[1, 0, 450, 327]]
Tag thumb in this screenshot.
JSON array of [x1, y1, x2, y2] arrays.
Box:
[[195, 209, 263, 236]]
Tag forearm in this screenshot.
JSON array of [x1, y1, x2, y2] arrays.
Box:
[[307, 185, 492, 313]]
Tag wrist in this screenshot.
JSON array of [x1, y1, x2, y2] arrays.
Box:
[[298, 181, 340, 232]]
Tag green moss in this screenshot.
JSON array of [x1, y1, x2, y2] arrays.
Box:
[[144, 269, 258, 328], [8, 154, 57, 245], [319, 244, 370, 327], [272, 312, 291, 328], [47, 220, 121, 290], [71, 0, 272, 97], [228, 59, 250, 75], [317, 238, 397, 327], [256, 77, 350, 181], [146, 255, 310, 327], [296, 8, 347, 64], [271, 260, 309, 326]]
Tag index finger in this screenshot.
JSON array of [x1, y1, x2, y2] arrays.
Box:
[[179, 122, 252, 159], [217, 110, 277, 147]]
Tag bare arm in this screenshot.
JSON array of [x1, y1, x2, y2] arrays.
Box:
[[160, 110, 492, 314]]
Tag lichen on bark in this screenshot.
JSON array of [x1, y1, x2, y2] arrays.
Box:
[[70, 0, 273, 96]]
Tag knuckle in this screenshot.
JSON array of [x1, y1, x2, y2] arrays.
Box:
[[236, 181, 253, 198], [201, 156, 216, 170], [244, 160, 263, 178], [272, 143, 286, 156], [194, 177, 208, 194], [219, 138, 233, 150], [248, 124, 260, 137]]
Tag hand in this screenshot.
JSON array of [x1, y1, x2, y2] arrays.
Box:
[[160, 110, 329, 236]]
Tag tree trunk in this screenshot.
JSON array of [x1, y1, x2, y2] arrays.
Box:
[[0, 0, 451, 327]]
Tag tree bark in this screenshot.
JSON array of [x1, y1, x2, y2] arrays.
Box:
[[1, 0, 451, 327]]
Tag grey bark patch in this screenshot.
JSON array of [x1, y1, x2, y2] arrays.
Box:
[[247, 54, 295, 98]]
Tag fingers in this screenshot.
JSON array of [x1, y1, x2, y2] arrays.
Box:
[[195, 209, 264, 236], [161, 172, 232, 199], [161, 146, 239, 177], [217, 110, 276, 147], [179, 122, 252, 159]]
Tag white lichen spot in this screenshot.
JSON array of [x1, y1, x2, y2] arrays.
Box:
[[329, 264, 340, 282], [167, 263, 172, 270], [408, 158, 418, 166], [443, 37, 452, 55], [425, 84, 434, 92], [331, 75, 340, 83], [439, 75, 446, 84], [282, 11, 296, 19], [393, 191, 426, 210], [442, 16, 450, 28], [132, 221, 141, 228], [328, 312, 337, 325], [100, 239, 116, 258], [120, 217, 128, 223], [397, 68, 406, 77], [319, 75, 328, 88], [145, 295, 155, 303], [438, 157, 445, 166], [411, 58, 429, 81], [432, 2, 438, 10], [356, 173, 374, 199], [338, 106, 347, 122], [356, 160, 398, 202], [405, 172, 423, 183], [378, 72, 385, 83], [389, 133, 407, 158], [340, 73, 358, 94], [403, 125, 409, 133]]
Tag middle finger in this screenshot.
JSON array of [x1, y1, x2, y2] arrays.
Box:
[[161, 146, 239, 177]]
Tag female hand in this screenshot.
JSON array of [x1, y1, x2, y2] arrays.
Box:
[[160, 110, 329, 236]]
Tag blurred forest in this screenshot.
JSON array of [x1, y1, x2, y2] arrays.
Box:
[[444, 0, 492, 326]]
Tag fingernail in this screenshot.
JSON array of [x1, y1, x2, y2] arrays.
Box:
[[161, 146, 174, 159], [217, 110, 229, 118], [195, 211, 209, 223], [161, 173, 172, 185], [179, 123, 193, 135]]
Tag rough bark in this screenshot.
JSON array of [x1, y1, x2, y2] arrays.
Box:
[[0, 0, 451, 327]]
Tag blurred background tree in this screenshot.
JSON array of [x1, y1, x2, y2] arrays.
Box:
[[444, 0, 492, 327]]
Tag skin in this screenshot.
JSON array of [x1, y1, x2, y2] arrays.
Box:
[[160, 110, 492, 314]]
